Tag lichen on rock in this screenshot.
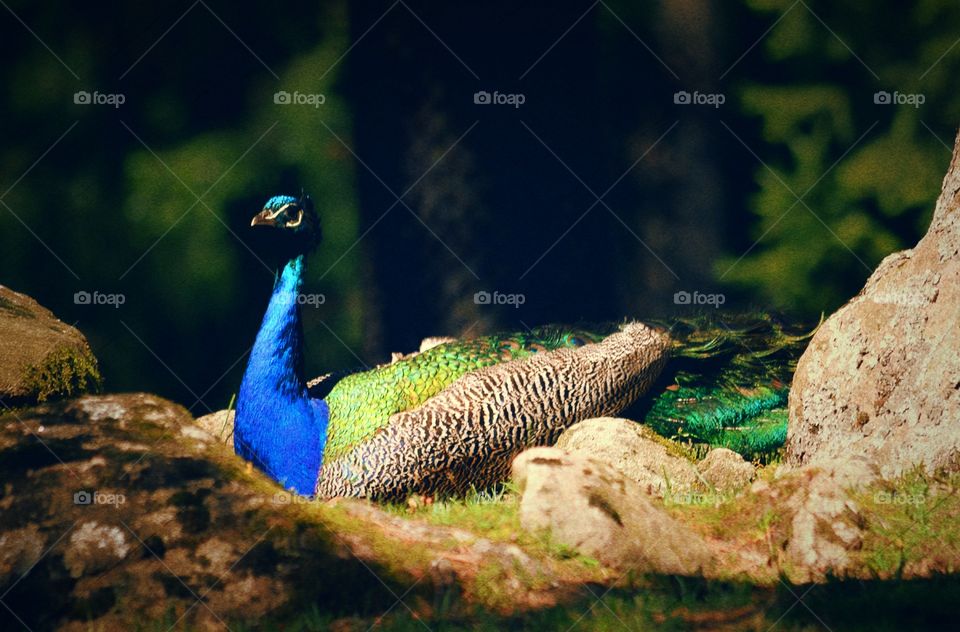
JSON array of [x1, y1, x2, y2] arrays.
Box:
[[0, 285, 101, 404]]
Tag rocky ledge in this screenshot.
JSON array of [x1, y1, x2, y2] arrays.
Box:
[[0, 285, 101, 405]]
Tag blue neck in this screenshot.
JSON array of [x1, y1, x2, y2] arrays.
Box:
[[235, 255, 329, 495]]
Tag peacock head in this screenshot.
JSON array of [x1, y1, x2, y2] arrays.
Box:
[[250, 193, 322, 259]]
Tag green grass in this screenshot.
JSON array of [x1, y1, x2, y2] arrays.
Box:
[[854, 466, 960, 578], [391, 484, 520, 536]]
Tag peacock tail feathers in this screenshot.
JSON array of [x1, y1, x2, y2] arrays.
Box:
[[320, 325, 609, 461], [638, 312, 818, 461]]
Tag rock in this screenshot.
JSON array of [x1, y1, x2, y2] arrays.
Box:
[[555, 417, 700, 496], [195, 408, 234, 445], [512, 447, 714, 575], [2, 392, 604, 629], [0, 393, 435, 630], [697, 448, 755, 491], [63, 521, 131, 578], [786, 131, 960, 476], [756, 458, 878, 582], [0, 285, 101, 404]]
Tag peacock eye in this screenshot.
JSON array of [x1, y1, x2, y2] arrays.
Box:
[[570, 336, 586, 347], [526, 343, 546, 353], [284, 207, 304, 228]]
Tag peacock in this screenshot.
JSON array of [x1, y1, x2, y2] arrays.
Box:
[[235, 194, 810, 500]]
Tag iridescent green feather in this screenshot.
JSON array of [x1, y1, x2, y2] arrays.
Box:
[[638, 313, 816, 461], [322, 326, 606, 461]]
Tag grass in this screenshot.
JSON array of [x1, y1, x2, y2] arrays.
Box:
[[111, 574, 960, 631], [67, 461, 960, 631], [389, 484, 519, 536], [385, 484, 605, 570], [853, 466, 960, 578]]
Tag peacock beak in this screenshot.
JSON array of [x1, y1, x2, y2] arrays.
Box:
[[251, 208, 283, 227]]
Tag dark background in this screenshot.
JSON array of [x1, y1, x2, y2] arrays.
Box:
[[1, 0, 958, 415]]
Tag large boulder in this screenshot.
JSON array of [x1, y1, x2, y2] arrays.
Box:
[[512, 447, 714, 575], [786, 130, 960, 476], [0, 285, 101, 404], [0, 394, 437, 630]]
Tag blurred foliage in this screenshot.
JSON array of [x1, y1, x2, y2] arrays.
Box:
[[1, 1, 957, 408], [719, 0, 960, 312], [0, 1, 365, 410]]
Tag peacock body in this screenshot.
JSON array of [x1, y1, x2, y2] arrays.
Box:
[[318, 326, 606, 462], [235, 194, 809, 499]]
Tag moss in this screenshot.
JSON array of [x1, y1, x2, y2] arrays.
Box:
[[23, 344, 102, 402], [0, 295, 37, 320]]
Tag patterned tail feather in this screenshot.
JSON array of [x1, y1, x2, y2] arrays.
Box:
[[320, 325, 611, 462], [316, 322, 670, 499], [638, 313, 816, 460]]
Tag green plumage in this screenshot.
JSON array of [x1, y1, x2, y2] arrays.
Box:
[[318, 313, 812, 474], [637, 313, 814, 460], [320, 326, 606, 461]]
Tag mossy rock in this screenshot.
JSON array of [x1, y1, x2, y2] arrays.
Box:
[[0, 285, 101, 404]]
